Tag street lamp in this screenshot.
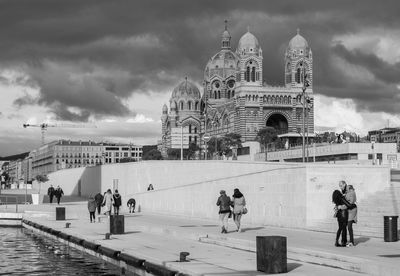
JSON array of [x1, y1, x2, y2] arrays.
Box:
[[212, 120, 218, 159], [298, 65, 310, 163]]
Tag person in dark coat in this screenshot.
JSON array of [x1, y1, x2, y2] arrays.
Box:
[[127, 198, 136, 213], [87, 195, 97, 223], [54, 186, 64, 205], [94, 192, 104, 215], [113, 190, 122, 215], [216, 190, 231, 234], [47, 185, 55, 204], [332, 189, 348, 247]]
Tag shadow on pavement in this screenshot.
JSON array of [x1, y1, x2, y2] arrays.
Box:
[[287, 262, 303, 272], [354, 236, 370, 244], [241, 227, 265, 232]]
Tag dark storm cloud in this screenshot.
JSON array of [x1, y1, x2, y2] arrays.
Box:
[[2, 0, 400, 119]]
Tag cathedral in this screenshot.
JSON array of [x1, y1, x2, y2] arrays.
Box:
[[161, 23, 314, 158]]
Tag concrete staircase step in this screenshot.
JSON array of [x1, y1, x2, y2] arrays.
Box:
[[199, 235, 398, 275]]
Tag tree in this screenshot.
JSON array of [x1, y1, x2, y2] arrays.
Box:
[[120, 157, 138, 163], [35, 174, 49, 195], [142, 149, 163, 160], [167, 148, 181, 160], [256, 127, 278, 161], [184, 142, 200, 160], [219, 133, 242, 157]]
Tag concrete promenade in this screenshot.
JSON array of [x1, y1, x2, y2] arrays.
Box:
[[5, 201, 399, 276]]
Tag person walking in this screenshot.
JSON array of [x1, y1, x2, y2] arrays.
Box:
[[332, 189, 348, 247], [231, 188, 246, 232], [54, 186, 64, 205], [216, 190, 231, 234], [102, 189, 113, 216], [147, 184, 154, 191], [94, 192, 104, 215], [113, 189, 122, 215], [127, 198, 136, 213], [87, 195, 97, 223], [47, 185, 55, 204], [344, 185, 357, 247]]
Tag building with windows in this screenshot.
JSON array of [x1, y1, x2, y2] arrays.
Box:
[[30, 140, 142, 178], [161, 23, 314, 157]]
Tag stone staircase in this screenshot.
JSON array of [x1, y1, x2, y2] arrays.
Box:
[[310, 169, 400, 238]]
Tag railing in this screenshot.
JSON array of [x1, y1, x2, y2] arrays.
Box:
[[0, 196, 19, 212]]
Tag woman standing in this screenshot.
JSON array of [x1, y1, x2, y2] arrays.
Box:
[[345, 185, 357, 247], [216, 190, 231, 234], [102, 189, 114, 216], [332, 189, 348, 247], [231, 188, 246, 232]]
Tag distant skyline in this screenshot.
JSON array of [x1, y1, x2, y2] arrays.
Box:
[[1, 0, 400, 155]]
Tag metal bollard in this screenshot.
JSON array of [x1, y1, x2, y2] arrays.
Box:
[[105, 233, 111, 240], [179, 252, 190, 262], [65, 222, 71, 228]]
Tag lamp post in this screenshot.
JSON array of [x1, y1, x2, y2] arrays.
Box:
[[180, 123, 183, 161], [298, 65, 310, 163], [212, 121, 218, 159]]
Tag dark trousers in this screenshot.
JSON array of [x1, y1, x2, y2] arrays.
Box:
[[96, 204, 102, 215], [49, 195, 54, 203], [336, 210, 348, 245], [56, 197, 61, 205], [89, 212, 95, 222], [348, 221, 354, 244], [114, 206, 120, 215]]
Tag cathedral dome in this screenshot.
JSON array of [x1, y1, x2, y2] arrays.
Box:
[[288, 30, 309, 49], [205, 50, 238, 79], [222, 29, 230, 40], [237, 31, 260, 54], [171, 79, 201, 100], [162, 104, 168, 113]]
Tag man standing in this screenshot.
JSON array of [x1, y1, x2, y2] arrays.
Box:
[[47, 185, 55, 203], [94, 192, 104, 215], [54, 185, 64, 205]]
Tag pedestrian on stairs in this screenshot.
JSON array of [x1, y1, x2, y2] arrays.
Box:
[[216, 190, 231, 234]]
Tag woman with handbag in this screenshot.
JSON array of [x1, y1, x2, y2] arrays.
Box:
[[344, 184, 357, 247], [231, 188, 246, 232]]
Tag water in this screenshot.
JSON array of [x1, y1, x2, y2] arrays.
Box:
[[0, 227, 124, 276]]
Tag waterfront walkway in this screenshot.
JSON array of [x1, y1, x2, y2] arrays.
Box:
[[5, 202, 400, 275]]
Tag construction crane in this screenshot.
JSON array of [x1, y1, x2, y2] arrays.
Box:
[[23, 122, 97, 145]]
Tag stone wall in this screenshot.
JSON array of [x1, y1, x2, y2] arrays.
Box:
[[41, 161, 390, 229]]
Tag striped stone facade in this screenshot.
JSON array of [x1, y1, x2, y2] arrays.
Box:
[[161, 25, 314, 157]]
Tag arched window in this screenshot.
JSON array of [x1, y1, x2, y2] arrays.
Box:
[[195, 101, 199, 110], [194, 127, 197, 133], [251, 67, 256, 82], [227, 90, 231, 99], [232, 90, 235, 97], [194, 136, 197, 144], [246, 67, 250, 82], [214, 91, 217, 99], [189, 125, 192, 133], [218, 91, 221, 99], [188, 101, 192, 110], [180, 101, 184, 110]]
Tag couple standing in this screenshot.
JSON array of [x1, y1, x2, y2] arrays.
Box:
[[216, 188, 246, 234], [332, 180, 358, 247]]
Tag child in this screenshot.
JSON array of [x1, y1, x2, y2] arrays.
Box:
[[87, 195, 97, 223]]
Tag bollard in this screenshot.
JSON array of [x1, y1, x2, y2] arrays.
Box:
[[65, 222, 71, 228], [179, 252, 190, 262], [56, 207, 66, 220], [384, 216, 399, 242], [105, 233, 111, 240], [256, 236, 287, 274], [110, 215, 125, 234]]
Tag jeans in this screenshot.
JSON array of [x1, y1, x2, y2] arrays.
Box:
[[219, 213, 229, 230], [89, 212, 95, 222], [336, 210, 348, 244], [348, 221, 354, 244]]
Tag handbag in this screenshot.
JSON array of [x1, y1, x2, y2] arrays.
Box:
[[242, 207, 248, 215]]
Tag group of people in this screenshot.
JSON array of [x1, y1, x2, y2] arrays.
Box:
[[332, 180, 358, 247], [216, 188, 247, 233], [87, 189, 136, 223], [47, 185, 64, 204]]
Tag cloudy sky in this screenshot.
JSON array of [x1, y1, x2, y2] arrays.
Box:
[[1, 0, 400, 156]]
